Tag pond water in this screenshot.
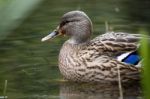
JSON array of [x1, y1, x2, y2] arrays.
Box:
[[0, 0, 150, 99]]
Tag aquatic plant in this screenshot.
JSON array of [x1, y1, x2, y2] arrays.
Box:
[[140, 29, 150, 99]]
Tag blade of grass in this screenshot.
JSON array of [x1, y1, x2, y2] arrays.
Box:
[[0, 0, 42, 41], [117, 65, 123, 99], [140, 30, 150, 99], [3, 80, 8, 99]]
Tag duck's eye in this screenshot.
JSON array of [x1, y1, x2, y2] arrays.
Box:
[[60, 20, 70, 27]]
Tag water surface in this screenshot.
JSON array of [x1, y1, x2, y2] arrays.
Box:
[[0, 0, 150, 98]]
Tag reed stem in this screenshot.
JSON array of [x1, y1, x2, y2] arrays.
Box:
[[3, 80, 7, 99]]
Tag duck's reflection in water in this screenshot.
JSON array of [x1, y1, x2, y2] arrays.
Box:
[[59, 82, 141, 99]]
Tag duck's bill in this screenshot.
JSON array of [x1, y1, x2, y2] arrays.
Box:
[[41, 31, 58, 42]]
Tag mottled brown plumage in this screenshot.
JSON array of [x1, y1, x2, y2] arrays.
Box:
[[42, 11, 145, 82]]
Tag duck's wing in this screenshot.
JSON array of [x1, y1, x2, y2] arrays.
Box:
[[77, 32, 145, 81], [89, 32, 149, 56], [79, 32, 146, 67]]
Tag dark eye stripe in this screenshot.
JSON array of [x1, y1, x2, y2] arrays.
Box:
[[60, 19, 80, 27], [60, 20, 70, 27]]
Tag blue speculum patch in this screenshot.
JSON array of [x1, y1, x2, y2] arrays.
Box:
[[122, 51, 141, 65]]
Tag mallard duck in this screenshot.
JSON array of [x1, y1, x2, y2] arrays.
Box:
[[41, 11, 146, 82]]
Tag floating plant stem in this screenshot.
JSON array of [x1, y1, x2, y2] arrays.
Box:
[[105, 21, 113, 32], [105, 21, 109, 32]]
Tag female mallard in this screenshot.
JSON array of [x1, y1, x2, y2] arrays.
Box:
[[42, 11, 146, 82]]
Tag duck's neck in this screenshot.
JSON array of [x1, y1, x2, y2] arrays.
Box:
[[58, 40, 87, 79], [68, 37, 90, 44], [59, 40, 87, 57]]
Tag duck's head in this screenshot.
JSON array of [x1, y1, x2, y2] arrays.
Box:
[[41, 11, 93, 44]]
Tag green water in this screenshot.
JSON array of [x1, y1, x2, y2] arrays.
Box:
[[0, 0, 150, 98]]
